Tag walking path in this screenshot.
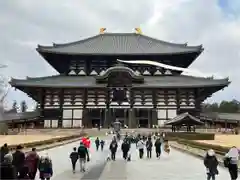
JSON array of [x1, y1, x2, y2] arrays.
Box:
[[37, 138, 232, 180]]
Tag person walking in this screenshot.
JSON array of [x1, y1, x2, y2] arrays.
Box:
[[95, 137, 100, 151], [146, 137, 153, 158], [0, 153, 17, 179], [69, 147, 79, 173], [204, 149, 219, 180], [38, 153, 53, 180], [109, 139, 118, 161], [100, 140, 105, 151], [224, 146, 239, 180], [137, 138, 145, 159], [78, 142, 90, 172], [25, 147, 39, 180], [121, 139, 130, 160], [12, 145, 25, 177], [0, 143, 9, 163], [154, 137, 162, 158]]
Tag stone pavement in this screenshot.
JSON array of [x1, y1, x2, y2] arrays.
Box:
[[37, 138, 232, 180]]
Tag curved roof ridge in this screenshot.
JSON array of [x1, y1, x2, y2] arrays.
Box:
[[140, 34, 203, 49], [10, 74, 62, 82], [180, 74, 229, 81], [37, 34, 101, 49]]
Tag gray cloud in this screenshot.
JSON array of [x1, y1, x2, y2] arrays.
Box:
[[0, 0, 239, 109]]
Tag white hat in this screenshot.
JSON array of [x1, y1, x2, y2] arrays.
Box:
[[207, 149, 215, 156]]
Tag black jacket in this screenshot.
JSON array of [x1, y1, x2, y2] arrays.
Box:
[[0, 161, 17, 179], [0, 146, 9, 163], [95, 139, 100, 146], [204, 155, 219, 175], [109, 141, 118, 152], [78, 145, 89, 159], [70, 151, 79, 162], [121, 142, 130, 152], [146, 140, 153, 150], [154, 140, 162, 151], [12, 150, 25, 169]]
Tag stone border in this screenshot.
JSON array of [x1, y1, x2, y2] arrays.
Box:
[[170, 141, 240, 172]]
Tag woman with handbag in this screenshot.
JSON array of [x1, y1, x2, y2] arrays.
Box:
[[224, 146, 239, 180]]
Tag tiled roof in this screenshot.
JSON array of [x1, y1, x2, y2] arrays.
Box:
[[37, 33, 203, 55], [165, 112, 204, 125], [0, 111, 39, 122], [9, 74, 229, 88], [201, 112, 240, 122]]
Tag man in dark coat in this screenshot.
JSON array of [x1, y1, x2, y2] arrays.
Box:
[[78, 142, 90, 172], [121, 139, 130, 160], [0, 153, 17, 180], [146, 137, 153, 158], [154, 138, 162, 158], [100, 140, 105, 151], [12, 145, 25, 177], [95, 137, 100, 151], [0, 143, 9, 163], [109, 139, 118, 161]]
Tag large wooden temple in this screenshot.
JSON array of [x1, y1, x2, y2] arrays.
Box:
[[9, 29, 230, 128]]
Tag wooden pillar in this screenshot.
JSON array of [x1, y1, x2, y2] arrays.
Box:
[[152, 90, 158, 126], [152, 109, 157, 127], [104, 89, 111, 128], [194, 89, 201, 116], [58, 89, 64, 128], [128, 109, 136, 128], [129, 89, 134, 127], [148, 109, 152, 128], [124, 109, 128, 127], [82, 89, 88, 128], [39, 88, 45, 125], [176, 89, 180, 115]]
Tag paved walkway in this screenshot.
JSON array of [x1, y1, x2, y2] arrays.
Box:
[[37, 138, 231, 180]]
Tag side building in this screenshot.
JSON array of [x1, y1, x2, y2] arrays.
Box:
[[9, 31, 230, 128]]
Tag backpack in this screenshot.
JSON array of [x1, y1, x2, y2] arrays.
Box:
[[223, 157, 231, 167]]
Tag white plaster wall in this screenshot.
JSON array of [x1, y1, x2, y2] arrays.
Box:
[[62, 120, 72, 128], [44, 120, 51, 128], [62, 109, 72, 128], [72, 120, 82, 127], [157, 109, 167, 127], [63, 109, 72, 119], [167, 109, 177, 119], [73, 109, 83, 119], [51, 120, 58, 128]]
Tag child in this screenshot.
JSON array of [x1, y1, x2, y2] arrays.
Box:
[[70, 147, 79, 173], [164, 140, 170, 154]]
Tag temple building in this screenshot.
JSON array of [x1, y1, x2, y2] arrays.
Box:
[[9, 29, 230, 128]]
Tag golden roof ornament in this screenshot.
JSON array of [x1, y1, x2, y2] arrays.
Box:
[[99, 28, 106, 34], [135, 28, 142, 34]]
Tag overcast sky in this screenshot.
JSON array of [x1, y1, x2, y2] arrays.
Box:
[[0, 0, 240, 110]]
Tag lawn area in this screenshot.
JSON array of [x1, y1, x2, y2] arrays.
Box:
[[197, 134, 240, 148]]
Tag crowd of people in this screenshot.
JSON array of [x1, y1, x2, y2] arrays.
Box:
[[0, 132, 239, 180], [0, 144, 53, 180]]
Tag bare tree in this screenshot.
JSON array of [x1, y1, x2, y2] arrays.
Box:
[[20, 100, 28, 112]]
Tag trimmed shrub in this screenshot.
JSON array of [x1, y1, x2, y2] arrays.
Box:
[[7, 131, 87, 150], [166, 132, 215, 141], [0, 122, 8, 135], [177, 139, 229, 155]]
